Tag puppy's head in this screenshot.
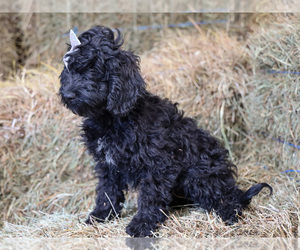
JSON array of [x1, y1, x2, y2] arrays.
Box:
[[59, 26, 145, 117]]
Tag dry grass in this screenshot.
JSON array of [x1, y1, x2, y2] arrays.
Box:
[[244, 15, 300, 171], [0, 14, 20, 80], [0, 14, 299, 239], [248, 14, 300, 73]]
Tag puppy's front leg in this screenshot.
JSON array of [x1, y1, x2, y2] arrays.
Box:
[[126, 174, 174, 237], [85, 162, 125, 224]]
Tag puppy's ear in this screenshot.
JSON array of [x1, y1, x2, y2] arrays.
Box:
[[106, 46, 145, 116]]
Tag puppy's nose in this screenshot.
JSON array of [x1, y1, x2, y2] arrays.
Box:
[[63, 92, 76, 101]]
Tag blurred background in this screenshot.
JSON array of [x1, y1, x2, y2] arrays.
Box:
[[0, 2, 299, 238]]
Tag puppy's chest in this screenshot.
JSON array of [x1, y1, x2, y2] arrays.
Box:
[[93, 126, 137, 167], [96, 136, 120, 165]]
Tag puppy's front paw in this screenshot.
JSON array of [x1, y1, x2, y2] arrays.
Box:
[[126, 216, 157, 237], [85, 212, 106, 225]]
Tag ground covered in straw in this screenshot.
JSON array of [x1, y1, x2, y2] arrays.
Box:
[[0, 14, 299, 239]]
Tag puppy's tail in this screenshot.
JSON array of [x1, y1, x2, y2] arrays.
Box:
[[239, 183, 273, 207]]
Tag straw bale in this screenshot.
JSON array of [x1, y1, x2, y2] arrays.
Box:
[[244, 15, 300, 170], [0, 65, 93, 224], [1, 12, 227, 75]]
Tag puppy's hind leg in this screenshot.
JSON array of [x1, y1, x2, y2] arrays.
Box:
[[182, 164, 242, 223], [182, 165, 272, 224], [215, 183, 272, 224]]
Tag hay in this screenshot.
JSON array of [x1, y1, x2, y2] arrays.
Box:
[[248, 15, 300, 73], [1, 12, 228, 79], [1, 15, 299, 238], [0, 64, 93, 225], [244, 15, 300, 171], [20, 13, 227, 68], [0, 14, 19, 80]]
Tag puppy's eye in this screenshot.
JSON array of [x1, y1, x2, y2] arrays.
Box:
[[71, 58, 95, 74]]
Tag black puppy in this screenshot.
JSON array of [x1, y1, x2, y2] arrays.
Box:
[[59, 26, 272, 237]]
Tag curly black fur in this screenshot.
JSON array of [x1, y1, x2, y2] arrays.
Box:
[[59, 26, 272, 237]]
